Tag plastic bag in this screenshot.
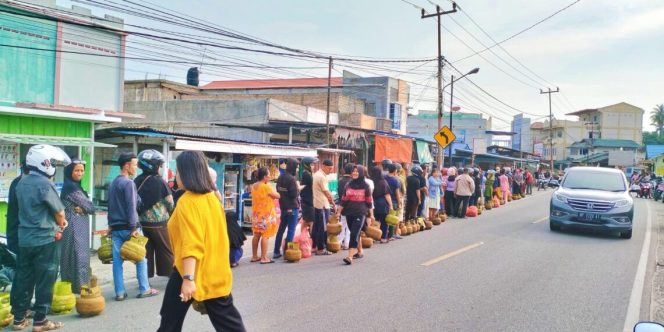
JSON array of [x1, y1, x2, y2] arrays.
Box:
[[298, 224, 312, 259]]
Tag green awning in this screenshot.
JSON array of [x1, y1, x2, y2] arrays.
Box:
[[0, 134, 116, 147], [416, 140, 434, 164]]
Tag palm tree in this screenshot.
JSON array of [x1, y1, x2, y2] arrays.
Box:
[[651, 104, 664, 137]]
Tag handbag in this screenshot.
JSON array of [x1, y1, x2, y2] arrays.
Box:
[[137, 176, 173, 224]]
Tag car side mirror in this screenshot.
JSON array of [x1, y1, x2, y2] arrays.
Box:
[[635, 322, 664, 332]]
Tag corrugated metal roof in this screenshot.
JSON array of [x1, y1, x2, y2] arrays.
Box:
[[201, 77, 344, 90], [646, 145, 664, 159], [569, 139, 641, 149]]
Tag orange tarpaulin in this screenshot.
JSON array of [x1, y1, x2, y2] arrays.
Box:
[[374, 135, 412, 163]]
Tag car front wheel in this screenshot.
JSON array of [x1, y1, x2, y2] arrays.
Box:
[[620, 230, 632, 239], [550, 221, 560, 231]]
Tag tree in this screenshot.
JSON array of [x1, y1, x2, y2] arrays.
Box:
[[650, 104, 664, 136]]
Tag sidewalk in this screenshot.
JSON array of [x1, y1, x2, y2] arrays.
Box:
[[650, 200, 664, 321]]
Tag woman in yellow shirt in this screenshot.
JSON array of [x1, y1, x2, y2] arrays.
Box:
[[157, 151, 245, 332]]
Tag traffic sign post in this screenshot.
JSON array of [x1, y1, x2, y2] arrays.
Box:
[[434, 126, 456, 149]]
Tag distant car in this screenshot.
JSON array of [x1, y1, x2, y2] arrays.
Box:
[[549, 167, 633, 239]]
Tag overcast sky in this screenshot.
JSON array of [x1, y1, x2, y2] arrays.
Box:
[[58, 0, 664, 131]]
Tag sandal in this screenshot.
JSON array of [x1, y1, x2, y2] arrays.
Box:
[[12, 318, 31, 331], [250, 258, 261, 263], [32, 320, 64, 332], [343, 257, 352, 265], [136, 288, 159, 299], [353, 253, 364, 259], [114, 293, 128, 301]]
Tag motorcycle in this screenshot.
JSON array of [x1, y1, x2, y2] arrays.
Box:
[[656, 181, 664, 201], [639, 181, 652, 199]]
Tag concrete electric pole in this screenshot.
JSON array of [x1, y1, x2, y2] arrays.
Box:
[[540, 87, 560, 171], [421, 3, 457, 168]]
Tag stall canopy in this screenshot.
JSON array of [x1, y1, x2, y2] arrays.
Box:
[[415, 140, 433, 164], [374, 135, 412, 163], [175, 139, 317, 158], [0, 134, 116, 147]]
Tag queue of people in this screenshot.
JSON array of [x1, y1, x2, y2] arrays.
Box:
[[238, 157, 540, 267]]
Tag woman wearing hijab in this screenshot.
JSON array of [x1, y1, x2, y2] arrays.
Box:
[[369, 166, 392, 244], [336, 165, 373, 265], [135, 150, 175, 279], [60, 159, 95, 294]]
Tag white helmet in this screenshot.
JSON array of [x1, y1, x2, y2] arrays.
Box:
[[26, 144, 71, 177]]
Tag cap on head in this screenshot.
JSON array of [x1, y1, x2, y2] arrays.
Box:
[[322, 159, 334, 167]]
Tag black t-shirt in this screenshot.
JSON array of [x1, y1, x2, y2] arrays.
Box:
[[406, 175, 421, 201], [300, 170, 314, 206]]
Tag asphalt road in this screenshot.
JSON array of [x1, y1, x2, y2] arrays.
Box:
[[57, 189, 654, 332]]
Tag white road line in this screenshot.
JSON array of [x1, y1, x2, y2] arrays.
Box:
[[623, 200, 652, 332], [420, 242, 484, 267], [532, 216, 548, 224]]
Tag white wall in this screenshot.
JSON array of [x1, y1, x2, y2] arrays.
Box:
[[58, 23, 123, 112]]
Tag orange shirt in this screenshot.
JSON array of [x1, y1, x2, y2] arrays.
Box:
[[168, 191, 232, 301]]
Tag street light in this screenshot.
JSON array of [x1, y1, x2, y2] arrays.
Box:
[[446, 67, 480, 168]]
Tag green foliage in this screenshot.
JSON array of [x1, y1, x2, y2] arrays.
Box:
[[643, 131, 664, 145], [651, 104, 664, 136]]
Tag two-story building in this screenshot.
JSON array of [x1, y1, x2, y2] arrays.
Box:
[[0, 0, 132, 236]]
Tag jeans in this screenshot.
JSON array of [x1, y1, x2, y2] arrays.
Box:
[[455, 195, 470, 218], [375, 212, 388, 240], [157, 269, 246, 332], [526, 184, 533, 195], [274, 208, 299, 255], [10, 241, 60, 322], [112, 229, 150, 296], [312, 208, 329, 251], [444, 191, 456, 217]]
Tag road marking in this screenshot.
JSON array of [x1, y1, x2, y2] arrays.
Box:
[[420, 242, 484, 267], [623, 200, 652, 332], [532, 216, 548, 224]]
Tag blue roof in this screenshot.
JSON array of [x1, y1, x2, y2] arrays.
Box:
[[646, 145, 664, 159]]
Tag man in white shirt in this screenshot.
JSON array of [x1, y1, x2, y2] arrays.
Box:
[[312, 159, 336, 255]]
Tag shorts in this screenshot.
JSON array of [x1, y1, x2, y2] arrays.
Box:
[[301, 205, 315, 222]]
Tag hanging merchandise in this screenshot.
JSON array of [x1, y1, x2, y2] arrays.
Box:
[[0, 144, 19, 200]]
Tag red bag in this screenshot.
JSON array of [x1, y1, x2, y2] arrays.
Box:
[[297, 223, 312, 258], [466, 206, 478, 217]]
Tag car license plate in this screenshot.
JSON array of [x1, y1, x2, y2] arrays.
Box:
[[577, 212, 601, 222]]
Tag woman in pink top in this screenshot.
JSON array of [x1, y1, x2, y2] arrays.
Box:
[[499, 168, 510, 201]]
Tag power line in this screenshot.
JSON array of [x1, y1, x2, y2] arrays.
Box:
[[451, 0, 582, 63]]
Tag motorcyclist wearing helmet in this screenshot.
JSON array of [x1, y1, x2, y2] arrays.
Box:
[[300, 157, 318, 228], [134, 150, 174, 279], [13, 144, 70, 330], [405, 165, 423, 221]]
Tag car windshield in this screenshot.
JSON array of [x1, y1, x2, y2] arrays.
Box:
[[562, 170, 626, 192]]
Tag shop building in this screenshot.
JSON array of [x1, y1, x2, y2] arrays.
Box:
[[0, 1, 134, 236]]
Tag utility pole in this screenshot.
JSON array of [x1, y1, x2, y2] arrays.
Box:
[[326, 56, 333, 146], [422, 3, 457, 167], [540, 87, 560, 171]]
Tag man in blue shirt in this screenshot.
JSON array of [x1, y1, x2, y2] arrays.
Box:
[[108, 152, 158, 301]]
